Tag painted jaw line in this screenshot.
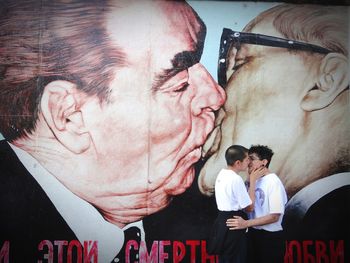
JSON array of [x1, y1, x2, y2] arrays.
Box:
[[201, 109, 226, 159], [163, 146, 202, 195], [162, 111, 217, 195]]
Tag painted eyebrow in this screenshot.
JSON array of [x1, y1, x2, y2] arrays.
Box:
[[152, 50, 201, 90]]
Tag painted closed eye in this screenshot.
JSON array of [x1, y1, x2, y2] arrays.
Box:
[[157, 69, 190, 94], [173, 82, 190, 93], [232, 60, 246, 72], [226, 57, 247, 84]]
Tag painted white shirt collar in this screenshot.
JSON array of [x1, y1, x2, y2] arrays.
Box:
[[285, 172, 350, 222], [9, 143, 145, 262]]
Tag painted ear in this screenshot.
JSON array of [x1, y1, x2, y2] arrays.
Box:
[[301, 53, 349, 111], [40, 80, 91, 154]]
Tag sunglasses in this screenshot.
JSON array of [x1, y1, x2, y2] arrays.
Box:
[[218, 28, 332, 88]]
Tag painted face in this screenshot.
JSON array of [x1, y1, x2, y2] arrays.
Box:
[[199, 19, 319, 196], [79, 1, 225, 223]]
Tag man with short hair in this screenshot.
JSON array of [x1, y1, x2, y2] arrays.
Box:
[[227, 145, 287, 263], [0, 1, 225, 262], [209, 145, 264, 263]]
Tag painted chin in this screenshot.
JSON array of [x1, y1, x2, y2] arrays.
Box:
[[167, 167, 195, 196], [163, 147, 201, 195]]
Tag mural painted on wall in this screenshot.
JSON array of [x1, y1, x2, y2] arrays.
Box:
[[0, 0, 348, 262]]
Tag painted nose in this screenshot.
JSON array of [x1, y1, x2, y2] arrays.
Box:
[[190, 64, 226, 116]]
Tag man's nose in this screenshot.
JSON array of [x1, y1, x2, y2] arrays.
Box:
[[190, 64, 226, 116]]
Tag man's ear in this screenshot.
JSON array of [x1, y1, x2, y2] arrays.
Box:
[[233, 160, 241, 168], [40, 80, 91, 154], [301, 53, 349, 111], [262, 159, 268, 167]]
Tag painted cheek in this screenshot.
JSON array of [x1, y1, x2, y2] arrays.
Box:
[[150, 104, 189, 146]]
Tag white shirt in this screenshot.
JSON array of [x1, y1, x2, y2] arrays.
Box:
[[215, 168, 252, 211], [249, 173, 287, 232], [9, 143, 145, 262]]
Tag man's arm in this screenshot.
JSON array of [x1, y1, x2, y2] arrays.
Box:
[[226, 213, 281, 230]]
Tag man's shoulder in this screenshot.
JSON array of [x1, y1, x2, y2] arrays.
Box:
[[216, 169, 242, 186], [260, 173, 286, 195], [264, 172, 283, 183], [220, 169, 242, 180], [217, 168, 233, 177]]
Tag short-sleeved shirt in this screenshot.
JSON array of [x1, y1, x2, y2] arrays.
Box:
[[249, 173, 287, 231], [215, 168, 252, 211]]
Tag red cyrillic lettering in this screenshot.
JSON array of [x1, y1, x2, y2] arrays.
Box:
[[330, 240, 344, 263], [84, 240, 98, 263], [38, 240, 54, 263], [0, 241, 10, 263], [302, 240, 315, 263], [139, 240, 158, 263], [285, 240, 302, 263], [54, 240, 68, 263], [186, 240, 200, 263], [159, 240, 170, 263], [173, 241, 186, 263], [315, 240, 329, 263], [67, 240, 82, 263], [201, 240, 216, 263]]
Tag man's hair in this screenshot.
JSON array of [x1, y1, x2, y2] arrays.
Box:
[[225, 145, 248, 166], [0, 0, 126, 141], [249, 145, 274, 168], [244, 4, 349, 57]]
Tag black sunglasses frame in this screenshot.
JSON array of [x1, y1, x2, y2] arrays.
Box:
[[218, 28, 332, 87]]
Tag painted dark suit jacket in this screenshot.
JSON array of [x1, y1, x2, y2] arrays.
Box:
[[282, 174, 350, 262], [0, 140, 78, 262]]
